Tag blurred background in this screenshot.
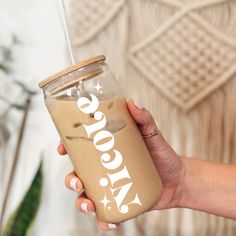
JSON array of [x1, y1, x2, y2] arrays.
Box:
[[1, 0, 236, 235]]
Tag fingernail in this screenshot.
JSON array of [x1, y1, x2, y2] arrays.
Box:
[[108, 223, 117, 229], [57, 143, 62, 149], [134, 99, 143, 109], [91, 212, 96, 217], [58, 144, 63, 151], [135, 104, 142, 109], [81, 202, 88, 212], [69, 177, 79, 191]]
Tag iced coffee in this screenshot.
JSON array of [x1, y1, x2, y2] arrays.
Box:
[[39, 56, 163, 223]]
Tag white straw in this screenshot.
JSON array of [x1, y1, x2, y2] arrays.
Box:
[[59, 0, 75, 65]]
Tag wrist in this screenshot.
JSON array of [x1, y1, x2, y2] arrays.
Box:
[[175, 156, 203, 210], [173, 156, 189, 208], [154, 156, 188, 210]]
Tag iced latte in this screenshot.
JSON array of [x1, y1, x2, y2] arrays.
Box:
[[39, 56, 163, 223]]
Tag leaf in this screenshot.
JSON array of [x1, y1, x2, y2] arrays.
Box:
[[1, 47, 12, 63], [2, 162, 43, 236], [12, 35, 21, 45], [11, 104, 28, 111], [0, 124, 10, 142], [13, 81, 37, 97], [0, 63, 10, 73], [27, 91, 37, 96]]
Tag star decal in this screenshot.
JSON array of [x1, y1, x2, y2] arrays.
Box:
[[99, 194, 111, 209], [95, 82, 102, 93]]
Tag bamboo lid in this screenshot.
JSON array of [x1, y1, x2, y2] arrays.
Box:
[[38, 55, 106, 88]]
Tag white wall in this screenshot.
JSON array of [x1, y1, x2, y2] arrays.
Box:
[[0, 0, 83, 235]]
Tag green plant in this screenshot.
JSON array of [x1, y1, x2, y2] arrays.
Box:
[[2, 162, 43, 236], [0, 35, 19, 74], [0, 32, 41, 235]]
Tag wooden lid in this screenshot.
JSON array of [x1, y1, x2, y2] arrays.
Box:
[[50, 68, 103, 95], [38, 55, 106, 88]]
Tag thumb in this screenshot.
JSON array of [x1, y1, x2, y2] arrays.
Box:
[[126, 99, 157, 135], [126, 99, 173, 154]]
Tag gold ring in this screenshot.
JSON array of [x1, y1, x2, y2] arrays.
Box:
[[142, 128, 159, 138]]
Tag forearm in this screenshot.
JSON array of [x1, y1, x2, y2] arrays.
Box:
[[177, 157, 236, 219]]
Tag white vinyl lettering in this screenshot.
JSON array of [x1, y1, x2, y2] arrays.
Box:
[[76, 94, 142, 214], [101, 150, 122, 170], [93, 130, 115, 152], [83, 111, 106, 137], [110, 183, 142, 214], [110, 182, 133, 213], [77, 94, 99, 114], [107, 166, 130, 186]]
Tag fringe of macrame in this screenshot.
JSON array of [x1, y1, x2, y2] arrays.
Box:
[[68, 0, 129, 94], [68, 0, 236, 235], [128, 44, 236, 236], [68, 0, 125, 46], [127, 1, 236, 236]]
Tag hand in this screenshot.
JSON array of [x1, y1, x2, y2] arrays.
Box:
[[57, 99, 185, 231]]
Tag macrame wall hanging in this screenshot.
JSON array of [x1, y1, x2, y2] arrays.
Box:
[[129, 0, 236, 111], [68, 0, 236, 236]]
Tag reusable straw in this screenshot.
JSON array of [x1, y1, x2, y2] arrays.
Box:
[[59, 0, 76, 65], [59, 0, 85, 91]]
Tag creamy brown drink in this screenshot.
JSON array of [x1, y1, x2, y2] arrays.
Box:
[[39, 56, 163, 223]]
